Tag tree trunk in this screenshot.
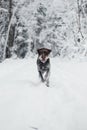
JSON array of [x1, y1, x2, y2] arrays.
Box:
[[6, 0, 15, 58], [0, 0, 2, 7], [9, 0, 12, 21], [77, 0, 84, 38]]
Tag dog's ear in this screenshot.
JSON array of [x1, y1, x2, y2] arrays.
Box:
[[37, 49, 44, 55], [45, 49, 51, 55], [47, 49, 51, 54], [37, 49, 41, 55]]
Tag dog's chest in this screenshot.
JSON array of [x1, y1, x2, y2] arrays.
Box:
[[37, 58, 50, 71]]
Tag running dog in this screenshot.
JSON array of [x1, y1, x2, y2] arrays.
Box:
[[37, 48, 51, 87]]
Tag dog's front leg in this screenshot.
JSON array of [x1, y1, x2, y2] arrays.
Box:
[[44, 69, 50, 87], [39, 71, 44, 82], [44, 69, 50, 80]]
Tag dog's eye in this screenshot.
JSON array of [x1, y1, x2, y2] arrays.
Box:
[[38, 51, 42, 55], [44, 52, 48, 55]]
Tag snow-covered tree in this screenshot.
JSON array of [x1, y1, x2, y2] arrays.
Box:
[[1, 0, 87, 61]]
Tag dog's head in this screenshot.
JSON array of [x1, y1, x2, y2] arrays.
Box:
[[37, 48, 51, 63]]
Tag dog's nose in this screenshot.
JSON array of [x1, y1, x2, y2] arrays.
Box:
[[41, 54, 45, 61]]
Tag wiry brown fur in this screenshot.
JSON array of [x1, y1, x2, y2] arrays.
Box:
[[37, 48, 51, 87]]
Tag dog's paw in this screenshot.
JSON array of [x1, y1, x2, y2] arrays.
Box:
[[45, 81, 50, 87]]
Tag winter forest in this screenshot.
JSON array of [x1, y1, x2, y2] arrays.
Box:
[[1, 0, 87, 61], [1, 0, 87, 130]]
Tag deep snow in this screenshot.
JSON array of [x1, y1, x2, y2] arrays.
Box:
[[0, 58, 87, 130]]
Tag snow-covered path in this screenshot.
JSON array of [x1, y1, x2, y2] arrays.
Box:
[[0, 58, 87, 130]]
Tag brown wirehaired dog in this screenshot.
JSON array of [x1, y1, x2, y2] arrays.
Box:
[[37, 48, 51, 87]]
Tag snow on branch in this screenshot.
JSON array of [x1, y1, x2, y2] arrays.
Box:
[[0, 8, 8, 12]]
